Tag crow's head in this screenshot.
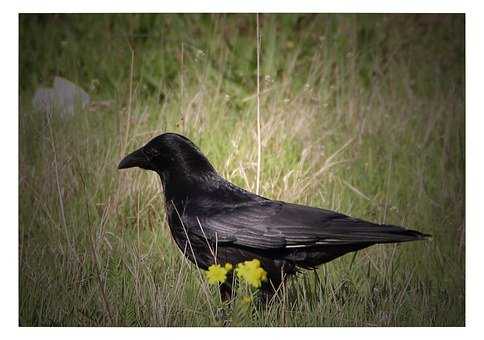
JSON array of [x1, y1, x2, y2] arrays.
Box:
[[118, 133, 216, 177]]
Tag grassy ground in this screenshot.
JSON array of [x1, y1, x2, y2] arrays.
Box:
[[19, 14, 465, 326]]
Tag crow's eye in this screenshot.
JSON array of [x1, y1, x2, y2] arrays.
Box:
[[143, 146, 160, 159]]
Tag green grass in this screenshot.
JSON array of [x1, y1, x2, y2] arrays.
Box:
[[19, 13, 465, 326]]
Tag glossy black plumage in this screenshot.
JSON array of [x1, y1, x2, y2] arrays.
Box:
[[118, 133, 429, 301]]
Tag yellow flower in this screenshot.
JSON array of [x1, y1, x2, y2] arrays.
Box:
[[235, 259, 268, 288], [206, 263, 232, 285]]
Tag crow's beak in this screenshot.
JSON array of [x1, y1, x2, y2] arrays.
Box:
[[118, 148, 148, 170]]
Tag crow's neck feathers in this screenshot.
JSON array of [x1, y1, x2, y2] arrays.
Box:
[[157, 152, 260, 207], [156, 142, 224, 203], [159, 165, 219, 202]]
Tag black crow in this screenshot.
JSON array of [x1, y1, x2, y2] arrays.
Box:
[[118, 133, 429, 301]]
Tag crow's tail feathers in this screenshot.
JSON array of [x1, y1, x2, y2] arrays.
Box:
[[366, 224, 431, 244], [292, 223, 430, 270], [317, 221, 431, 245]]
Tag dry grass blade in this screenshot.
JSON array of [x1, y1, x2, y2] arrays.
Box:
[[256, 13, 262, 195]]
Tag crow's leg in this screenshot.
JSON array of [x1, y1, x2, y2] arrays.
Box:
[[219, 282, 233, 303], [216, 281, 233, 326], [260, 275, 284, 304]]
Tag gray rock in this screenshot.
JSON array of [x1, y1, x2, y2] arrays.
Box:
[[32, 76, 90, 117]]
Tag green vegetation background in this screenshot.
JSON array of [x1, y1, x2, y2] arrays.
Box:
[[19, 14, 465, 326]]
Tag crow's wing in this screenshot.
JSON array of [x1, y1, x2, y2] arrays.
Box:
[[187, 200, 426, 250]]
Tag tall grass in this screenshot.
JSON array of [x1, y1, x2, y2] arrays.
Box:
[[19, 14, 465, 326]]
